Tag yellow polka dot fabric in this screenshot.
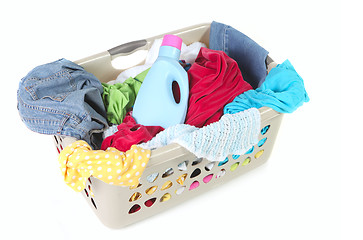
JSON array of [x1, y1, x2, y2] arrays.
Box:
[[58, 140, 151, 192]]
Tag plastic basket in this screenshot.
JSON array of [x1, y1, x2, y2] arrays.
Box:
[[53, 22, 283, 228]]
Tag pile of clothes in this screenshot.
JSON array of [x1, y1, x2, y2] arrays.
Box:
[[17, 21, 309, 192]]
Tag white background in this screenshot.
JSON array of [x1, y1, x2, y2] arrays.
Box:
[[0, 0, 358, 239]]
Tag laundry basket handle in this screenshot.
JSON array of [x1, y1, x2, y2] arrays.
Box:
[[266, 55, 277, 73], [108, 39, 147, 56]]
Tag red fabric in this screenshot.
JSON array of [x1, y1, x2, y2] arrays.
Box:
[[101, 113, 164, 152], [185, 48, 253, 128]]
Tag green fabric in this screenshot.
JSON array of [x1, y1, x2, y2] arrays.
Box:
[[102, 69, 149, 125]]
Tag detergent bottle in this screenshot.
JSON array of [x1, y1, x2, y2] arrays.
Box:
[[132, 34, 189, 128]]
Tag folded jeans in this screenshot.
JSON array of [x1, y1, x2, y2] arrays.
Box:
[[17, 58, 108, 149]]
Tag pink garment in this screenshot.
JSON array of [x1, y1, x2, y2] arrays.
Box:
[[185, 47, 253, 128], [101, 113, 164, 152]]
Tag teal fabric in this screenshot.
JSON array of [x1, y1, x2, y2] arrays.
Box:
[[224, 60, 309, 114]]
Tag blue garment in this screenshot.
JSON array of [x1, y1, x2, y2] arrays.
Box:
[[209, 21, 269, 89], [224, 60, 310, 114], [17, 58, 108, 149], [139, 108, 260, 162]]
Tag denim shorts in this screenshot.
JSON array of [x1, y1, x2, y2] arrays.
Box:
[[209, 21, 269, 89], [17, 58, 108, 149]]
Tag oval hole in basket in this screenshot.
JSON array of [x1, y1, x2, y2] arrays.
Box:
[[129, 192, 142, 202], [232, 155, 240, 160], [203, 174, 213, 183], [205, 162, 215, 171], [145, 186, 158, 195], [190, 168, 201, 178], [91, 198, 97, 209], [111, 49, 148, 70], [144, 198, 157, 207], [189, 181, 200, 190], [175, 186, 186, 195], [242, 157, 251, 166], [161, 181, 173, 190], [192, 158, 203, 166], [230, 162, 240, 171], [258, 137, 267, 147], [162, 167, 174, 178], [218, 157, 229, 166], [160, 193, 171, 202], [216, 169, 226, 179], [245, 146, 254, 155], [129, 183, 142, 190], [128, 204, 141, 214], [178, 160, 189, 171], [261, 125, 270, 135], [176, 173, 187, 185], [255, 150, 264, 159], [146, 172, 159, 183]]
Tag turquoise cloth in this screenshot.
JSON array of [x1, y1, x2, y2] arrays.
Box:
[[139, 108, 260, 162], [224, 60, 309, 114]]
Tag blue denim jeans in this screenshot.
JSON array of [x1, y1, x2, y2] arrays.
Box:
[[209, 21, 269, 89], [17, 58, 108, 149]]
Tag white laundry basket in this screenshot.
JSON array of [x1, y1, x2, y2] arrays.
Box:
[[53, 22, 283, 228]]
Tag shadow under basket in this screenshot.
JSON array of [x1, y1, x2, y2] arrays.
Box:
[[53, 22, 283, 229]]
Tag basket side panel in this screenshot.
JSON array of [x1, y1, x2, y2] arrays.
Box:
[[85, 111, 283, 228]]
